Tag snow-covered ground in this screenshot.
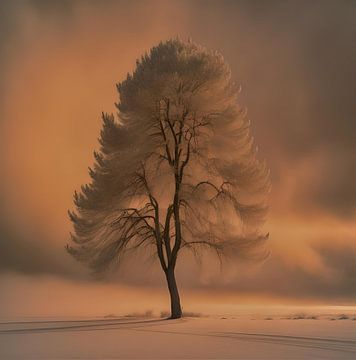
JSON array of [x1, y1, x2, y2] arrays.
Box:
[[1, 315, 355, 359]]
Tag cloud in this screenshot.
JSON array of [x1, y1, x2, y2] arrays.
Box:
[[182, 235, 356, 302], [314, 240, 356, 298], [0, 213, 81, 276], [0, 0, 355, 303]]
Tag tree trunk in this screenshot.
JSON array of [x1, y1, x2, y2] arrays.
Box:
[[165, 268, 182, 319]]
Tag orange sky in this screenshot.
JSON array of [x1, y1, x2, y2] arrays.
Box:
[[1, 0, 356, 316]]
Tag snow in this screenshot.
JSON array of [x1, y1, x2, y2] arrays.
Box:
[[1, 316, 355, 359]]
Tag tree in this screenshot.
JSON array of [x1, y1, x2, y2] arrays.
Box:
[[66, 39, 270, 319]]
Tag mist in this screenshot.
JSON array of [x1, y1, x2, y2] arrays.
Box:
[[1, 0, 356, 317]]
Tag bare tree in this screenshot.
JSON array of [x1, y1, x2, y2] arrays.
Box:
[[66, 39, 270, 319]]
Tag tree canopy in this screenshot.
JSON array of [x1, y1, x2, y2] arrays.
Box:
[[67, 38, 270, 317]]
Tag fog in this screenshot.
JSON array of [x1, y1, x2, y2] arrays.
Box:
[[1, 0, 356, 316]]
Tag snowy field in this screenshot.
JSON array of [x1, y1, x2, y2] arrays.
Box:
[[1, 315, 356, 359]]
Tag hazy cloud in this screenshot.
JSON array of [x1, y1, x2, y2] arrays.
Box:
[[0, 0, 355, 301], [0, 213, 81, 276]]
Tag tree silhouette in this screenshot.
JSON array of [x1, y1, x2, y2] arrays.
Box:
[[66, 39, 270, 319]]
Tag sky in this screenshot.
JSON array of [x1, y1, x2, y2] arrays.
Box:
[[1, 0, 356, 317]]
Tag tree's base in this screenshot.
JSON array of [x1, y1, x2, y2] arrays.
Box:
[[169, 314, 182, 319]]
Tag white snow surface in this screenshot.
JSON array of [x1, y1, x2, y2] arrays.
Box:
[[1, 316, 356, 359]]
